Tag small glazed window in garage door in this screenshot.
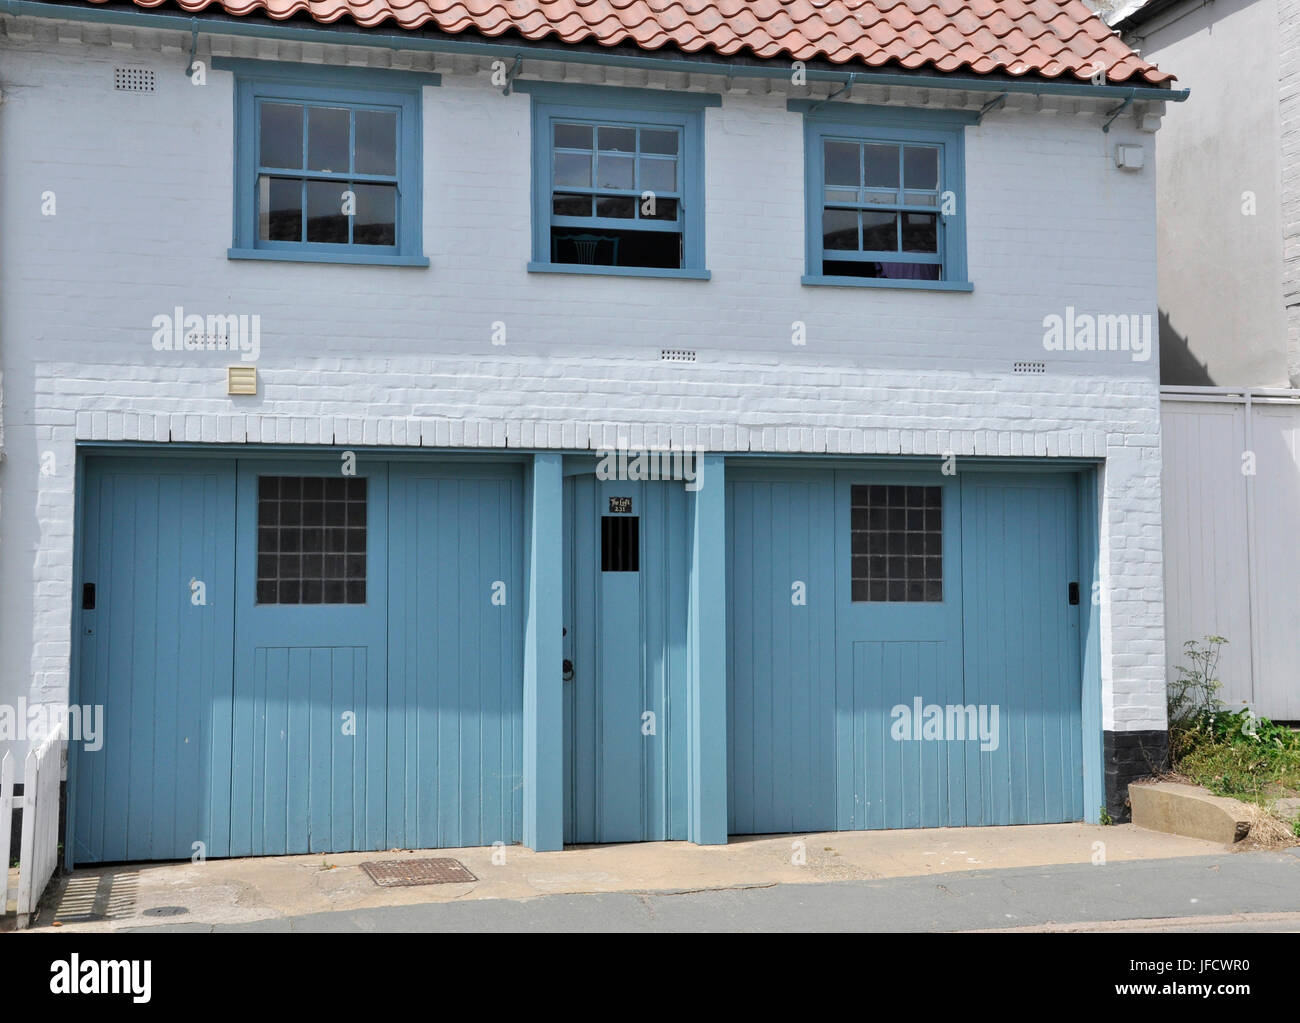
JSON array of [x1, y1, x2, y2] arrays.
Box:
[[256, 475, 367, 603], [850, 484, 942, 602], [600, 515, 640, 572]]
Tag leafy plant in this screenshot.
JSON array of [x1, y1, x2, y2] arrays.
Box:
[[1168, 636, 1226, 729], [1167, 638, 1300, 821], [1099, 805, 1113, 826]]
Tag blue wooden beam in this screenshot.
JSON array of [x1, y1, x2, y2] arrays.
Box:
[[523, 453, 564, 851], [688, 455, 728, 845]]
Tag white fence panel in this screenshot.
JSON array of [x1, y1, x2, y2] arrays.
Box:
[[13, 725, 64, 928], [1161, 388, 1300, 720], [0, 752, 13, 918], [1253, 405, 1300, 718]]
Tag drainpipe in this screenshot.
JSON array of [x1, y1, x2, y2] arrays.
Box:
[[0, 0, 1190, 106]]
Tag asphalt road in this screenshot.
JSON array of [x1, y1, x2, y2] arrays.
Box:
[[125, 848, 1300, 932]]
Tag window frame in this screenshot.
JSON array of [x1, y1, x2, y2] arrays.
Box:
[[792, 101, 975, 292], [219, 59, 435, 267], [518, 81, 719, 280]]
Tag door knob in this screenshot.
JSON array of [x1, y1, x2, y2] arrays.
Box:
[[562, 659, 574, 682]]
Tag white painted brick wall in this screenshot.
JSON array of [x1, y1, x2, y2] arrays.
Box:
[[0, 23, 1168, 751]]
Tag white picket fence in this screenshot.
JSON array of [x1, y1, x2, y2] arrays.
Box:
[[1, 724, 66, 928], [1161, 386, 1300, 720]]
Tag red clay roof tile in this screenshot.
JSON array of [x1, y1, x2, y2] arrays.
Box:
[[87, 0, 1174, 84]]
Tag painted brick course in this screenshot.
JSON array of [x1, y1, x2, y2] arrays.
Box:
[[0, 19, 1167, 761]]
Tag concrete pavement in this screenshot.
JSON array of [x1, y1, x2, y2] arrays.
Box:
[[116, 849, 1300, 932], [22, 821, 1284, 932]]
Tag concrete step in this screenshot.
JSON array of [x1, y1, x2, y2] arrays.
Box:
[[1129, 782, 1252, 845]]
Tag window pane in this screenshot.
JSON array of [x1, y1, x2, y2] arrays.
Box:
[[355, 109, 397, 176], [822, 207, 858, 251], [640, 128, 678, 155], [861, 210, 898, 251], [823, 259, 940, 281], [863, 190, 898, 205], [353, 183, 396, 246], [259, 176, 302, 242], [902, 212, 937, 252], [554, 151, 592, 187], [642, 196, 679, 221], [639, 157, 676, 193], [260, 103, 303, 169], [824, 140, 860, 187], [904, 145, 939, 190], [905, 192, 938, 207], [850, 484, 942, 602], [596, 154, 634, 190], [257, 476, 366, 604], [595, 194, 636, 219], [863, 143, 900, 189], [553, 193, 593, 217], [598, 125, 636, 152], [554, 123, 593, 150], [552, 228, 680, 269], [306, 106, 350, 172], [825, 188, 857, 204], [306, 180, 349, 243], [553, 232, 620, 265]]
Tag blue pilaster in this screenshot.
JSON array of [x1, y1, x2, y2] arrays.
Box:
[[688, 454, 728, 845], [523, 453, 564, 851]]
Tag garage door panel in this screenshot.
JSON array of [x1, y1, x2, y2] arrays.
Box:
[[75, 461, 237, 864], [387, 469, 524, 850], [845, 639, 967, 831], [960, 475, 1082, 827], [726, 474, 836, 836]]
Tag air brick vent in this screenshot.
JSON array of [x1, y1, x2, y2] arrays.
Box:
[[661, 349, 696, 363], [114, 67, 156, 93], [1013, 361, 1047, 374]]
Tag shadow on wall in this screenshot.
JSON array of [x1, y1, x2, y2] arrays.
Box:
[[1159, 309, 1216, 386]]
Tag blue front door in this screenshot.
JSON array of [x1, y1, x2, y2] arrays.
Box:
[[563, 474, 690, 843]]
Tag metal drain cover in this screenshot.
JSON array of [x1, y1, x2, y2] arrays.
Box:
[[360, 858, 478, 887]]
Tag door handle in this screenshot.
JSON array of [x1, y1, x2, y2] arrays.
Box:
[[562, 659, 574, 682]]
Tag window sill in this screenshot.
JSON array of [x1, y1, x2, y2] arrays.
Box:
[[228, 248, 431, 268], [528, 262, 711, 281], [801, 274, 973, 293]]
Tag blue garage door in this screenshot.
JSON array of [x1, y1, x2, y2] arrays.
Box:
[[727, 467, 1083, 834], [73, 455, 523, 863]]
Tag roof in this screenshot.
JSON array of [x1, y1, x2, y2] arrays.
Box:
[[84, 0, 1175, 85]]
